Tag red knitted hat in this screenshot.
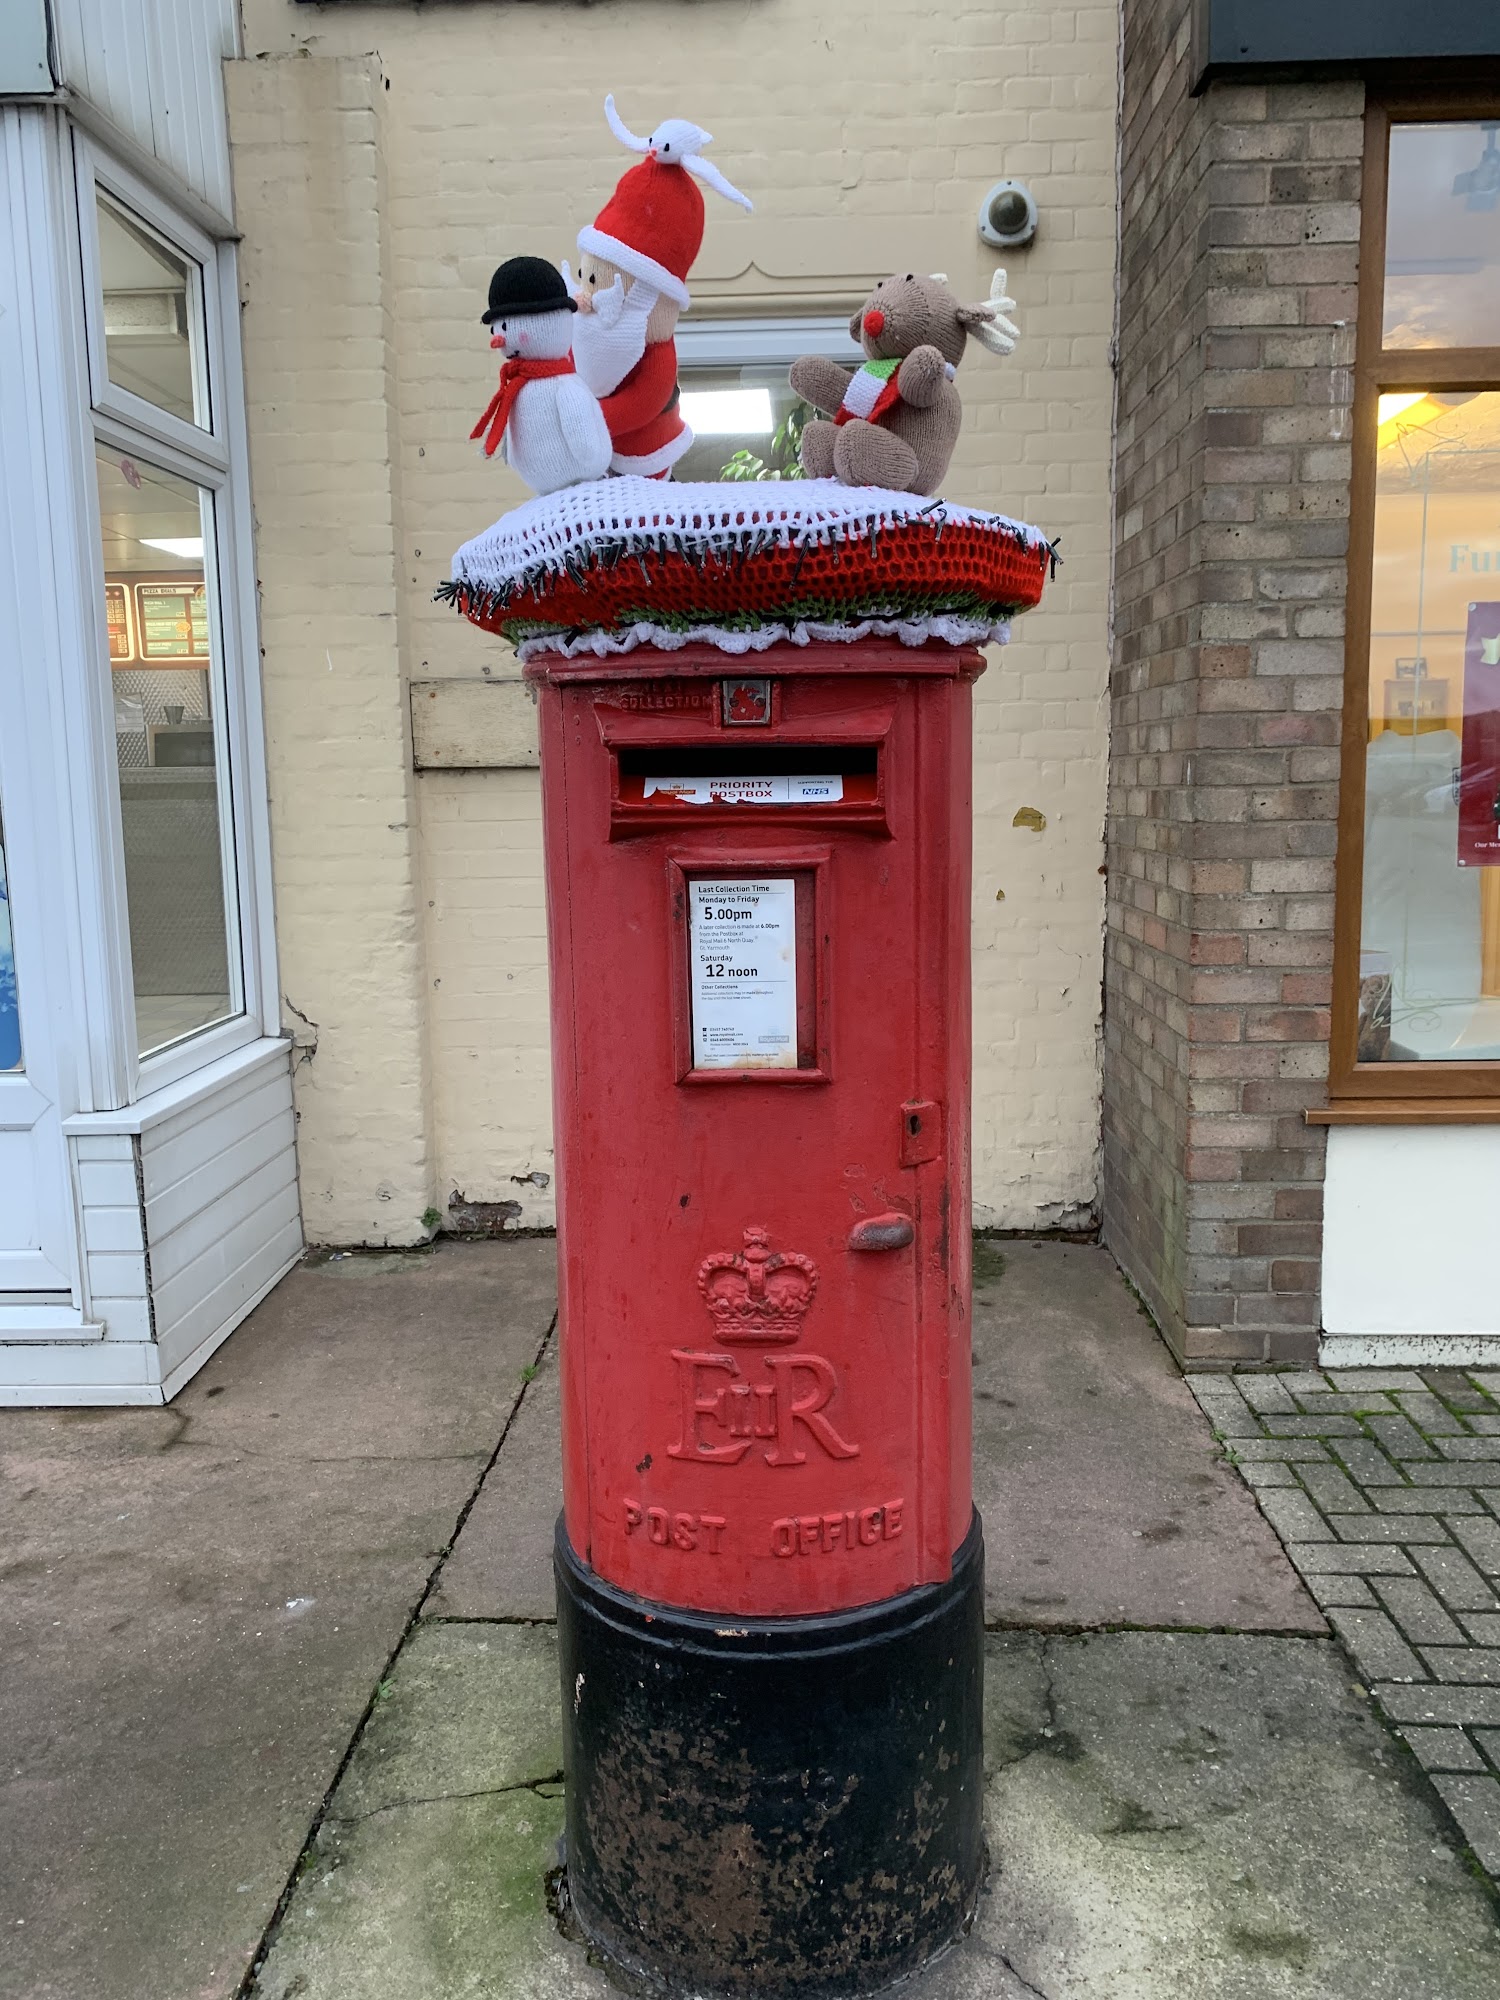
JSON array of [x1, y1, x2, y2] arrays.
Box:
[[578, 157, 704, 310]]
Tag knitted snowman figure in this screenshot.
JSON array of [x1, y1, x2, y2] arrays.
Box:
[[470, 257, 612, 495], [565, 96, 751, 479]]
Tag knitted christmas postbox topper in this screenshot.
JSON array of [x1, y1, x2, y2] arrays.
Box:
[[576, 96, 752, 310]]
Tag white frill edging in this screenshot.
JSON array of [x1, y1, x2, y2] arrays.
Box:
[[448, 475, 1049, 604], [516, 613, 1014, 662]]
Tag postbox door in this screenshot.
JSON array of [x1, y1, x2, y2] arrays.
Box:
[[545, 666, 972, 1620]]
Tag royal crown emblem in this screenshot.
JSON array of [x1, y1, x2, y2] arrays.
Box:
[[697, 1227, 819, 1345]]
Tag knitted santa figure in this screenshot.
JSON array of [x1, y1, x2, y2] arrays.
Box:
[[566, 97, 751, 479]]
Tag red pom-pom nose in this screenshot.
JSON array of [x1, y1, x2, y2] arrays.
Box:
[[863, 308, 886, 337]]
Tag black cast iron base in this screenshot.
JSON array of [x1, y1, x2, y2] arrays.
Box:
[[554, 1512, 985, 1999]]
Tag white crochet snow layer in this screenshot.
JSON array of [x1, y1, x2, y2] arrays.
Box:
[[451, 475, 1046, 596], [517, 613, 1013, 662]]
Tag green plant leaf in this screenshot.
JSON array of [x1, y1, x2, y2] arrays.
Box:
[[717, 400, 811, 482]]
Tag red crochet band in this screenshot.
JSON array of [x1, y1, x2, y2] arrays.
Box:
[[452, 517, 1049, 643]]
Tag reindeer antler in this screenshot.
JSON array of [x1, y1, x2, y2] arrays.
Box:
[[956, 268, 1020, 357]]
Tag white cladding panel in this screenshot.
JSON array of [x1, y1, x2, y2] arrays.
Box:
[[140, 1043, 301, 1379], [1322, 1125, 1500, 1360], [49, 0, 239, 219], [0, 0, 50, 93]]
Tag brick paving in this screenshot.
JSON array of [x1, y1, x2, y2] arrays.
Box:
[[1188, 1366, 1500, 1879]]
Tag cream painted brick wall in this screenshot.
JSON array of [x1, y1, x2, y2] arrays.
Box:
[[420, 767, 555, 1223], [234, 0, 1118, 1233], [225, 55, 437, 1244]]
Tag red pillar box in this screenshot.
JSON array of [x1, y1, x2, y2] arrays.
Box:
[[448, 484, 1051, 1998]]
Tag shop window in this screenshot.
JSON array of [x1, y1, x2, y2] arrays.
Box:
[[1383, 122, 1500, 351], [76, 142, 264, 1092], [94, 449, 236, 1056], [1339, 109, 1500, 1096]]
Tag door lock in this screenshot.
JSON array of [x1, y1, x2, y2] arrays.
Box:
[[900, 1099, 943, 1167]]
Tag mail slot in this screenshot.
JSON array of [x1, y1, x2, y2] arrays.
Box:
[[528, 638, 986, 1995]]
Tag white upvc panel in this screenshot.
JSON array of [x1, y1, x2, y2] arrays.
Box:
[[63, 1128, 146, 1342], [211, 235, 282, 1039], [61, 1034, 290, 1135], [139, 1058, 289, 1197], [0, 1304, 102, 1342], [150, 1175, 300, 1359], [157, 1236, 299, 1394], [1322, 1124, 1500, 1363], [147, 1145, 295, 1293], [155, 1213, 302, 1383], [146, 1101, 295, 1244], [677, 317, 862, 366], [135, 1036, 301, 1378], [47, 1037, 302, 1394], [0, 0, 50, 93], [90, 1295, 151, 1344], [85, 1247, 149, 1301], [0, 1336, 160, 1404], [75, 1157, 138, 1206], [47, 0, 239, 223], [0, 1088, 73, 1291], [71, 138, 279, 1102], [79, 1199, 144, 1254], [0, 108, 101, 1306], [2, 110, 139, 1118], [72, 1133, 132, 1162]]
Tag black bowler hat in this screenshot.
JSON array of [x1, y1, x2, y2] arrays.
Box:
[[480, 256, 577, 325]]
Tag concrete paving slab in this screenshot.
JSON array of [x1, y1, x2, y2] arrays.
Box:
[[973, 1243, 1321, 1632], [437, 1242, 1316, 1635], [426, 1325, 561, 1622], [0, 1240, 555, 2000], [249, 1622, 1500, 2000], [255, 1787, 598, 2000], [945, 1631, 1500, 1998], [334, 1622, 561, 1820]]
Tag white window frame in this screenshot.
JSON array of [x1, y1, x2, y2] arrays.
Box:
[[68, 134, 276, 1103], [76, 146, 227, 470], [676, 316, 862, 370]]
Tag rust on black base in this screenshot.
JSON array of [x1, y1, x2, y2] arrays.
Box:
[[554, 1513, 985, 1999]]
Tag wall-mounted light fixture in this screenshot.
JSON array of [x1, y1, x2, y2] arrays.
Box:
[[978, 179, 1038, 250]]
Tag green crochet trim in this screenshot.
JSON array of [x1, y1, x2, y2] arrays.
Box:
[[504, 591, 1021, 644]]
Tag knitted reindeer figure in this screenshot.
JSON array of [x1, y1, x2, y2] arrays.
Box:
[[790, 270, 1019, 496]]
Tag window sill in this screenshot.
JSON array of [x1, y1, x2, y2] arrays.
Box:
[[62, 1036, 293, 1136], [1308, 1099, 1500, 1126]]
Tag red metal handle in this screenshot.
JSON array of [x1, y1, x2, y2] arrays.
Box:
[[846, 1212, 915, 1252]]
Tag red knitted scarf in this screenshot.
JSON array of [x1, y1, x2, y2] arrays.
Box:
[[471, 356, 577, 459]]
